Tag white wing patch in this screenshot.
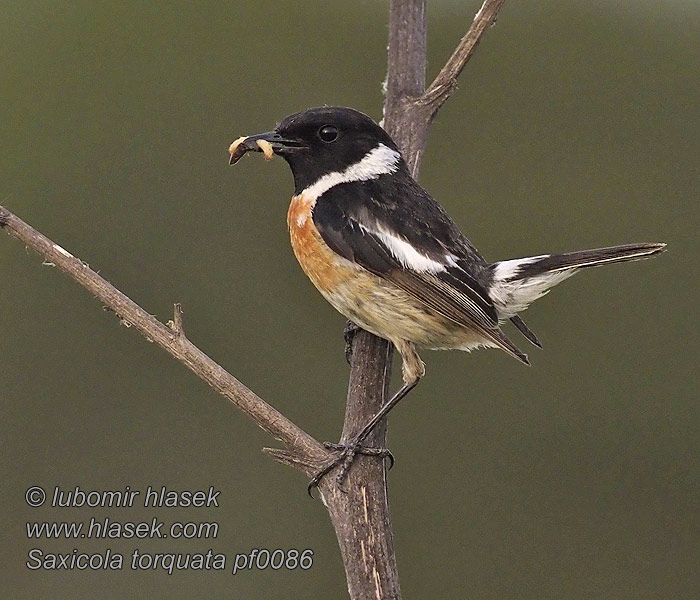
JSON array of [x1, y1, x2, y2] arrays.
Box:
[[300, 143, 454, 274], [372, 226, 450, 273], [355, 222, 456, 274], [300, 143, 401, 201]]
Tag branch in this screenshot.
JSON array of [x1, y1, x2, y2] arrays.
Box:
[[383, 0, 428, 174], [318, 3, 431, 598], [419, 0, 507, 115], [329, 1, 509, 598], [0, 205, 328, 473]]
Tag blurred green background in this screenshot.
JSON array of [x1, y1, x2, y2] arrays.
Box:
[[2, 1, 698, 598]]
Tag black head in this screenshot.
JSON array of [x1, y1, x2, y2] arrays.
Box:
[[230, 107, 405, 193]]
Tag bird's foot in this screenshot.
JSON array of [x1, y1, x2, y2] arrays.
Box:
[[343, 320, 361, 364], [307, 440, 394, 496]]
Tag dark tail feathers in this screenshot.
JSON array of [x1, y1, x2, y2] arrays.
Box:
[[513, 243, 666, 280], [490, 242, 666, 351]]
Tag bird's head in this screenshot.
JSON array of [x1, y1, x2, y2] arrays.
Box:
[[229, 106, 405, 194]]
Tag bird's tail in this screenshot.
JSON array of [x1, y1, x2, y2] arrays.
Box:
[[489, 242, 666, 318]]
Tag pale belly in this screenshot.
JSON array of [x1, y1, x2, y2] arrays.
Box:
[[320, 272, 490, 350]]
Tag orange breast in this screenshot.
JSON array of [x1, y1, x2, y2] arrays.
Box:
[[287, 195, 356, 292]]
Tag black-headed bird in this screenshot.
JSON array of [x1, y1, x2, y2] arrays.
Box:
[[229, 106, 665, 489]]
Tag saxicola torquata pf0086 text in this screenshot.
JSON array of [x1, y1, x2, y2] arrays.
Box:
[[229, 106, 665, 490]]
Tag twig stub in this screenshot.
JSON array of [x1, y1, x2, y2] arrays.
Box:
[[168, 302, 185, 338], [0, 207, 10, 227]]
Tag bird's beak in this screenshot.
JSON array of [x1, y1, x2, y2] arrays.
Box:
[[228, 131, 304, 165]]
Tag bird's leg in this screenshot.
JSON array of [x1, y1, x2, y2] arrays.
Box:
[[308, 340, 425, 495], [308, 379, 419, 494], [343, 320, 361, 364]]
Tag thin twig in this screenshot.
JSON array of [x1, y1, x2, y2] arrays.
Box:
[[0, 205, 328, 471], [420, 0, 507, 114]]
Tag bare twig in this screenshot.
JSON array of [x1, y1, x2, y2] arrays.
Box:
[[0, 205, 328, 472], [420, 0, 507, 114], [382, 0, 507, 177], [319, 3, 431, 597]]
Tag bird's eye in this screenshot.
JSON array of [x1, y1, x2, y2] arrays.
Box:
[[318, 125, 339, 143]]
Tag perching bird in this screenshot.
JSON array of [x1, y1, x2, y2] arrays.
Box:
[[228, 106, 665, 489]]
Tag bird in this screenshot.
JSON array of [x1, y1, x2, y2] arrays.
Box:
[[228, 106, 665, 490]]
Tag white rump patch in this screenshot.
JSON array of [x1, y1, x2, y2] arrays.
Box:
[[490, 253, 575, 317], [300, 143, 401, 200], [492, 255, 548, 281], [490, 269, 575, 318]]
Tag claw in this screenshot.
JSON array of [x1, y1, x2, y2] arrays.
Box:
[[385, 450, 395, 470], [307, 459, 339, 497], [307, 439, 395, 496], [308, 464, 332, 496]]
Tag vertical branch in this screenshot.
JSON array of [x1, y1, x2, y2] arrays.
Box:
[[384, 0, 428, 173], [325, 1, 509, 598], [322, 334, 399, 599], [322, 2, 429, 600]]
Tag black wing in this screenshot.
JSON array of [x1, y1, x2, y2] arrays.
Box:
[[312, 176, 528, 363]]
